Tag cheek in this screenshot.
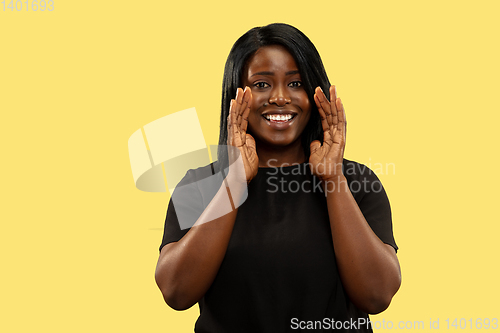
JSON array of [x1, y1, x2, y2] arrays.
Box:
[[248, 93, 264, 121], [247, 101, 261, 132], [250, 91, 265, 109], [301, 95, 312, 119], [250, 98, 260, 113], [305, 100, 312, 114]]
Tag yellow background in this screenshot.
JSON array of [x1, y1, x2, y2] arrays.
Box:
[[1, 0, 499, 331]]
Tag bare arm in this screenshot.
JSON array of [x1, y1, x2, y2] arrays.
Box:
[[324, 177, 401, 314], [310, 85, 401, 314], [155, 87, 257, 310], [155, 180, 241, 310]]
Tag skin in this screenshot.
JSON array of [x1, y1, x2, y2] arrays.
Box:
[[155, 45, 401, 314], [311, 85, 401, 314], [241, 45, 311, 168]]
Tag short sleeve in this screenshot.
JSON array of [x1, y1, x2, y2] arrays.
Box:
[[159, 163, 220, 252], [343, 159, 398, 252]]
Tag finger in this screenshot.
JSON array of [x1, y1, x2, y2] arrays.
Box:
[[227, 112, 233, 145], [318, 86, 334, 128], [315, 87, 334, 131], [336, 98, 345, 130], [230, 89, 241, 132], [339, 99, 346, 142], [314, 88, 330, 132], [330, 85, 338, 103], [230, 98, 241, 142], [333, 98, 345, 144], [235, 87, 243, 105], [230, 98, 238, 127], [237, 86, 251, 128], [241, 89, 252, 133], [329, 85, 339, 127], [227, 100, 234, 129]]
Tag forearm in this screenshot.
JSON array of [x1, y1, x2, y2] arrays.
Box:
[[325, 176, 401, 314], [155, 176, 245, 310]]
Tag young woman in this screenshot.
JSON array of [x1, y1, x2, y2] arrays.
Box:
[[155, 23, 401, 332]]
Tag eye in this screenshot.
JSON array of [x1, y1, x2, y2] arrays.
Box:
[[289, 81, 302, 88], [254, 82, 270, 89]]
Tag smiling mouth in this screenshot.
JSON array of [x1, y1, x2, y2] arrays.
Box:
[[262, 114, 297, 122]]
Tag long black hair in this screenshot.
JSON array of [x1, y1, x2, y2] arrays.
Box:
[[217, 23, 331, 171]]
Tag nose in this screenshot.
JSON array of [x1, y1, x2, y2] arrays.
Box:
[[268, 85, 291, 107]]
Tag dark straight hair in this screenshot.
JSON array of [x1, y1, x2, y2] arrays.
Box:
[[217, 23, 331, 171]]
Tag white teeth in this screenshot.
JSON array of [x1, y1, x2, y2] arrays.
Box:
[[265, 114, 293, 121]]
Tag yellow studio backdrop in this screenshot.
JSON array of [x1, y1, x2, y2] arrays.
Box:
[[1, 0, 499, 331]]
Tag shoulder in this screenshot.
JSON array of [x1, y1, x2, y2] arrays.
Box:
[[166, 162, 220, 232], [176, 162, 219, 188], [342, 159, 397, 251], [171, 161, 223, 212], [342, 158, 386, 202], [342, 158, 385, 183], [342, 158, 376, 179]]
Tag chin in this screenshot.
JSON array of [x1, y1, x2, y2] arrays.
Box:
[[261, 135, 301, 148]]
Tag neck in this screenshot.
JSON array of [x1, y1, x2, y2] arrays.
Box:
[[255, 139, 307, 168]]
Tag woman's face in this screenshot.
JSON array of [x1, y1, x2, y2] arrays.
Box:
[[241, 45, 312, 151]]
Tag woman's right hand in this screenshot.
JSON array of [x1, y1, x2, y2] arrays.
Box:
[[227, 86, 258, 183]]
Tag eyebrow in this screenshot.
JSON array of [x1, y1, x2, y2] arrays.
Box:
[[250, 70, 300, 77]]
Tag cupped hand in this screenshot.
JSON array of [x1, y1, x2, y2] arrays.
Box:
[[309, 85, 346, 181], [227, 87, 259, 183]]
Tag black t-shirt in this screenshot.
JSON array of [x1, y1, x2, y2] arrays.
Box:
[[159, 158, 397, 332]]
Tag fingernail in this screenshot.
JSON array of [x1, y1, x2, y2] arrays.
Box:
[[334, 86, 337, 96], [319, 86, 323, 93]]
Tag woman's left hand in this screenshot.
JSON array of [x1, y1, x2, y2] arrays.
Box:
[[309, 85, 346, 181]]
